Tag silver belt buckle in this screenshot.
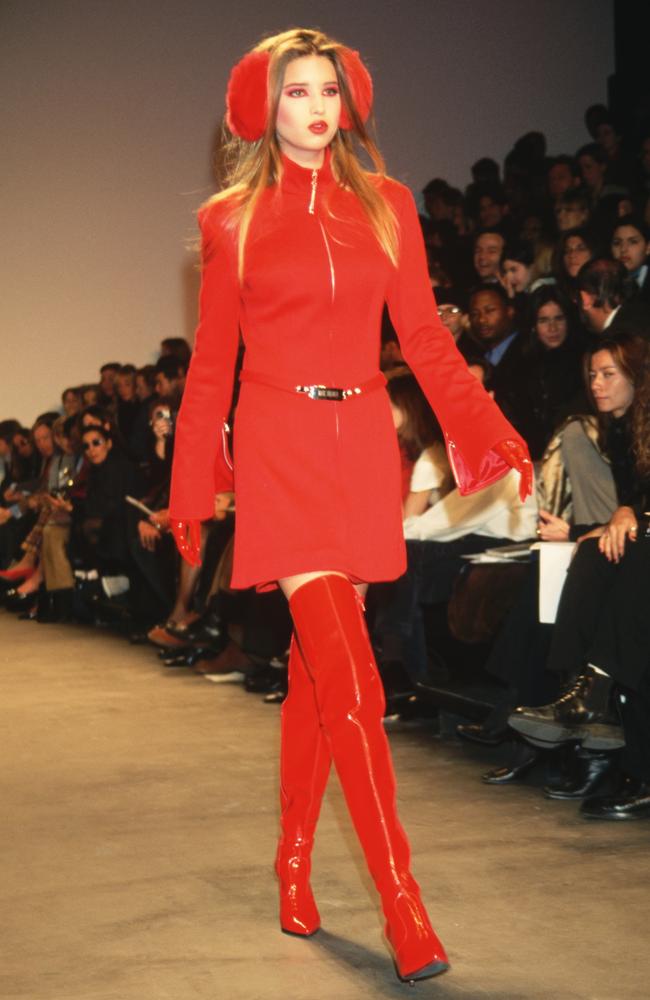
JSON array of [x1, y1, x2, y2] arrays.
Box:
[[296, 384, 347, 401], [295, 384, 364, 400]]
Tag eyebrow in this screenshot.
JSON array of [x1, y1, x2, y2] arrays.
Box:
[[283, 80, 339, 87]]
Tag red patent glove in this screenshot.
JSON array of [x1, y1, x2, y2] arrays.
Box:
[[494, 439, 533, 502], [171, 519, 202, 567]]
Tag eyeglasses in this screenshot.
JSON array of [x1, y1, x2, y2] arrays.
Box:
[[437, 306, 461, 315], [82, 438, 103, 450]]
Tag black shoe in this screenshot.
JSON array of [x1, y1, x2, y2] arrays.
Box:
[[166, 595, 229, 656], [37, 588, 74, 624], [544, 747, 615, 800], [508, 668, 625, 750], [580, 778, 650, 820], [161, 648, 209, 668], [4, 588, 38, 613], [244, 663, 288, 695], [457, 722, 510, 747], [482, 743, 540, 784]]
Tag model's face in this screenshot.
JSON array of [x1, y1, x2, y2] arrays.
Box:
[[473, 233, 504, 280], [611, 225, 649, 273], [535, 302, 568, 350], [501, 259, 531, 293], [275, 55, 341, 167], [82, 432, 112, 465], [589, 349, 634, 417], [563, 235, 591, 277], [469, 291, 513, 345], [555, 202, 589, 232]]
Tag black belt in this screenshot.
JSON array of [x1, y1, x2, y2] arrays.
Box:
[[240, 369, 386, 401]]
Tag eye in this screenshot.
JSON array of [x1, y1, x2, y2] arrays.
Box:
[[323, 86, 339, 97], [287, 88, 306, 98]]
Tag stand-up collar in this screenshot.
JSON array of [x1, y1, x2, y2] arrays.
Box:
[[279, 147, 335, 195]]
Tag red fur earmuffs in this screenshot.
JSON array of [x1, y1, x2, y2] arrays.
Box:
[[225, 46, 373, 141]]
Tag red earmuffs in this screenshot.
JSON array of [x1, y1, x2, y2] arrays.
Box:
[[225, 46, 373, 141]]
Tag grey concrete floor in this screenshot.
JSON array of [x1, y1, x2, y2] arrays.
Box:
[[2, 609, 650, 1000]]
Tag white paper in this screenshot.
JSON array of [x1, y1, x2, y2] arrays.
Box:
[[538, 542, 575, 623]]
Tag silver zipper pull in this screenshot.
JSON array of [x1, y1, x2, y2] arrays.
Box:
[[308, 168, 318, 214]]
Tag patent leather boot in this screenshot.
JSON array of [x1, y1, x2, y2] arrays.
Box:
[[289, 576, 449, 983], [544, 746, 615, 800], [276, 635, 331, 936], [508, 667, 625, 750]]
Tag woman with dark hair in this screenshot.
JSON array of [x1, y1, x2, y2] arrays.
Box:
[[167, 28, 531, 982], [509, 336, 650, 819], [552, 226, 599, 301], [517, 285, 588, 459], [385, 368, 449, 511]]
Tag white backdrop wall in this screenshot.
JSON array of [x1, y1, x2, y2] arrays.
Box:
[[2, 0, 613, 424]]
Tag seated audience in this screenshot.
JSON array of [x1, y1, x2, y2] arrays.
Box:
[[610, 215, 650, 301], [508, 336, 650, 820]]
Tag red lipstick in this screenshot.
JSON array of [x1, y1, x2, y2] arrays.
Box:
[[309, 121, 328, 134]]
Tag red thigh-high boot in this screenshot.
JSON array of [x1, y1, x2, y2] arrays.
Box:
[[276, 634, 332, 936], [289, 575, 449, 983]]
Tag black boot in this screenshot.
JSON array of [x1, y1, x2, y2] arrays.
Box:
[[580, 776, 650, 820], [508, 667, 625, 750], [544, 746, 615, 800], [36, 586, 55, 622]]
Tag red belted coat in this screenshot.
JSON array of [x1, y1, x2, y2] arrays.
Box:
[[169, 152, 524, 591]]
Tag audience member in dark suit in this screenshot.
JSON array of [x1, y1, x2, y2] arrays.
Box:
[[459, 283, 528, 438], [576, 257, 650, 340]]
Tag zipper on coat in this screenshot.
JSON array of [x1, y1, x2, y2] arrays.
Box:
[[317, 220, 336, 303], [308, 168, 318, 214]]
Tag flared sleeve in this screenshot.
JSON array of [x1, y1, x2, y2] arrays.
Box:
[[385, 183, 526, 495], [169, 203, 241, 519]]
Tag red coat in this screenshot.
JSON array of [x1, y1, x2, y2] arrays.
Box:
[[170, 152, 524, 591]]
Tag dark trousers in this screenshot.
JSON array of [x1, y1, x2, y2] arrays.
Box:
[[373, 534, 510, 685], [547, 537, 650, 692], [484, 557, 558, 706], [547, 536, 650, 782]]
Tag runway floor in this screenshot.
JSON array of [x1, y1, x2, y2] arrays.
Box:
[[3, 609, 650, 1000]]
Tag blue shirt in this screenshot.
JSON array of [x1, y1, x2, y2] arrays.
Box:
[[484, 330, 518, 367]]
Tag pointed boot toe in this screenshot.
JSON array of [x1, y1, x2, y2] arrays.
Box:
[[387, 890, 449, 983]]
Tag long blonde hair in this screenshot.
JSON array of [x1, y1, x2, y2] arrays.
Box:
[[206, 28, 398, 280]]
